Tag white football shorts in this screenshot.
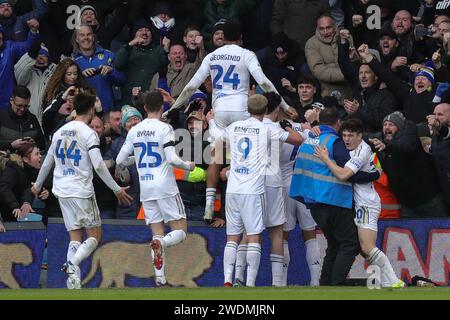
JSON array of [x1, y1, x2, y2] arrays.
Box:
[[58, 196, 101, 231], [142, 193, 186, 225], [354, 204, 380, 232], [225, 193, 265, 236], [282, 184, 317, 232], [264, 186, 286, 227]]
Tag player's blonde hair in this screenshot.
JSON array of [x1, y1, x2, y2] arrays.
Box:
[[247, 94, 268, 116]]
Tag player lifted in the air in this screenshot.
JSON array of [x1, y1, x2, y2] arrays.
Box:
[[116, 90, 195, 287], [32, 92, 132, 289], [164, 19, 298, 222], [208, 94, 302, 287], [314, 118, 405, 288]]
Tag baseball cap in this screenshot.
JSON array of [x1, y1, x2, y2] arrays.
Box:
[[186, 110, 205, 123], [212, 19, 227, 34]]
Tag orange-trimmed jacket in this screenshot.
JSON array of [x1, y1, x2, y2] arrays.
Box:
[[373, 154, 401, 219]]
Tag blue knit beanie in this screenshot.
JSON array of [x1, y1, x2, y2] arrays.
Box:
[[415, 61, 435, 85], [38, 46, 49, 58], [188, 90, 207, 104], [121, 105, 142, 128]]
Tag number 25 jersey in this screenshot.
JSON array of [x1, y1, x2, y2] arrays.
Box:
[[121, 118, 179, 201], [50, 120, 100, 198]]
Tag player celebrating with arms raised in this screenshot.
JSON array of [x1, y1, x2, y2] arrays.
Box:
[[164, 19, 298, 221], [32, 92, 132, 289]]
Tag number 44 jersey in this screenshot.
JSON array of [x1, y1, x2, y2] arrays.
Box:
[[50, 120, 100, 198], [120, 118, 179, 201]]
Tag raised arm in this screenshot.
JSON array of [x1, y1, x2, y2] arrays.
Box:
[[338, 40, 359, 88], [168, 57, 211, 112], [358, 44, 410, 100]]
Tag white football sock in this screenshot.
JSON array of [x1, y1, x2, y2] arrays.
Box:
[[205, 188, 216, 203], [67, 241, 81, 279], [367, 247, 399, 287], [270, 253, 285, 286], [281, 240, 289, 286], [305, 238, 321, 286], [70, 237, 98, 266], [151, 235, 166, 282], [234, 244, 247, 282], [246, 243, 261, 287], [67, 241, 81, 262], [223, 241, 238, 284], [162, 229, 186, 247]]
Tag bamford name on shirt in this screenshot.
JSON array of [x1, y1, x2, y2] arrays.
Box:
[[234, 127, 260, 134]]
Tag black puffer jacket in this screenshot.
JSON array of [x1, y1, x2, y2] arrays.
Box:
[[430, 126, 450, 208], [0, 107, 46, 152], [376, 121, 442, 209], [0, 158, 37, 221], [338, 41, 398, 132]]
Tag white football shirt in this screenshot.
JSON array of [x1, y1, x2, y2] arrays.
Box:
[[345, 140, 381, 209], [192, 44, 263, 112], [119, 119, 180, 201], [50, 120, 99, 198], [280, 122, 303, 180], [220, 117, 287, 194], [262, 118, 288, 187]]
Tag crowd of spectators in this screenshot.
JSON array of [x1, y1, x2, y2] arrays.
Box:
[[1, 0, 450, 232]]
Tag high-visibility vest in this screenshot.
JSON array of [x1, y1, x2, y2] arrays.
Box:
[[290, 126, 353, 208], [373, 154, 401, 219]]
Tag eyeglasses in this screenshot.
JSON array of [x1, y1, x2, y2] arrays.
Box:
[[12, 100, 30, 109]]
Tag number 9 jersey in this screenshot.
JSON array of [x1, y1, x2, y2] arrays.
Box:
[[50, 121, 100, 198]]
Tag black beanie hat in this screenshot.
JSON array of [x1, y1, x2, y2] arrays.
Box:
[[130, 19, 153, 40]]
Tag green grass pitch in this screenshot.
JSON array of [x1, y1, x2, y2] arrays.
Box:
[[0, 286, 449, 300]]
